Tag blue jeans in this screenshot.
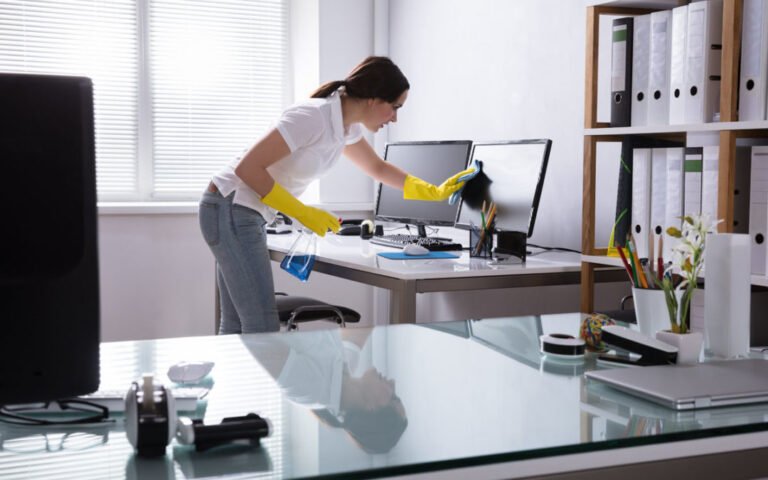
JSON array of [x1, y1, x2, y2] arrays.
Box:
[[199, 190, 280, 334]]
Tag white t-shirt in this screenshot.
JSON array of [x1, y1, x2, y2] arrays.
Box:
[[211, 89, 364, 223]]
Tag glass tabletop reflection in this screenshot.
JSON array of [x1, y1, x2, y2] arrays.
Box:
[[2, 313, 768, 479]]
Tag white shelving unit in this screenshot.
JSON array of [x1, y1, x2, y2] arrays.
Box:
[[580, 0, 768, 312]]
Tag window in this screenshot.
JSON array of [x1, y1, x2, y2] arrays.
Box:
[[0, 0, 288, 201]]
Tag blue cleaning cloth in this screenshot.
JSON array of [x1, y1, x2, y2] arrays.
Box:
[[377, 251, 460, 260], [448, 159, 482, 205]]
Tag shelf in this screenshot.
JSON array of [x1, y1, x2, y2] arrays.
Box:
[[585, 120, 768, 137], [581, 255, 624, 268], [586, 0, 683, 8], [584, 255, 768, 288]]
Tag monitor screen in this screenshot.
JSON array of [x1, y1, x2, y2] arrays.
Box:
[[375, 141, 472, 227], [456, 139, 551, 237], [0, 73, 100, 404]]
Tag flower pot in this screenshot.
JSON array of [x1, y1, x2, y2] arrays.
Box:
[[632, 287, 682, 337], [656, 330, 704, 365]]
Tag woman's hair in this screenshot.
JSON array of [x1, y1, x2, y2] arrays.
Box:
[[311, 56, 410, 102], [314, 400, 408, 454]]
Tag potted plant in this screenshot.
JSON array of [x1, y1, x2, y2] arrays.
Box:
[[655, 214, 720, 364]]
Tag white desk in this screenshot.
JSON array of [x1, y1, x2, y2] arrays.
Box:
[[267, 232, 624, 323]]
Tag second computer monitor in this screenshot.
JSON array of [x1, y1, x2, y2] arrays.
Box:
[[456, 139, 552, 237], [375, 141, 472, 227]]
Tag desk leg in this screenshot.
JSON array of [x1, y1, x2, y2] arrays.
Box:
[[389, 280, 417, 324]]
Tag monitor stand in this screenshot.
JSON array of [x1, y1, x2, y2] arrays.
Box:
[[414, 224, 451, 243]]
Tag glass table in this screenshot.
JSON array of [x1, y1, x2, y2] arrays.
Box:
[[1, 313, 768, 479]]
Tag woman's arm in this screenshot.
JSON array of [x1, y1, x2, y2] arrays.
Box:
[[344, 138, 407, 189], [234, 128, 291, 196]]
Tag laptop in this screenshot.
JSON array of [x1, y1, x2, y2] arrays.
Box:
[[585, 359, 768, 410]]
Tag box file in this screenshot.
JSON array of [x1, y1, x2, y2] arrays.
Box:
[[669, 5, 688, 125], [611, 17, 634, 127], [664, 147, 685, 260], [750, 146, 768, 275], [648, 10, 673, 125], [632, 14, 651, 127], [739, 0, 768, 121], [684, 147, 703, 217], [733, 146, 753, 234], [650, 148, 668, 246], [701, 145, 719, 222], [632, 148, 652, 258], [684, 0, 723, 124]]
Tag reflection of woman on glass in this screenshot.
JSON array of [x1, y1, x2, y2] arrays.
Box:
[[243, 330, 407, 453]]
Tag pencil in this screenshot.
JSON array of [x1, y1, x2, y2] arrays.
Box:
[[657, 235, 664, 282], [625, 238, 640, 288], [648, 231, 655, 279], [616, 245, 635, 286], [628, 235, 648, 288]]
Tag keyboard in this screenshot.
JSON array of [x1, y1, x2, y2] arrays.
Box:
[[370, 234, 463, 251]]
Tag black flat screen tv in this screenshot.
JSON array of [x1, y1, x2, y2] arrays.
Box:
[[0, 72, 100, 405]]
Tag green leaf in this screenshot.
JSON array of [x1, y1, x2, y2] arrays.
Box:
[[666, 226, 682, 238]]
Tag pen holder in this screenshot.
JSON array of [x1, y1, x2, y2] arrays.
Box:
[[469, 227, 493, 258]]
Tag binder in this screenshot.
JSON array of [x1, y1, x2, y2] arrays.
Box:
[[611, 17, 634, 127], [701, 145, 719, 222], [683, 147, 703, 218], [739, 0, 768, 121], [650, 148, 668, 247], [750, 146, 768, 275], [632, 14, 651, 127], [612, 138, 635, 249], [648, 10, 673, 125], [631, 148, 652, 258], [664, 147, 685, 260], [733, 146, 753, 234], [669, 5, 688, 125], [684, 0, 723, 124]]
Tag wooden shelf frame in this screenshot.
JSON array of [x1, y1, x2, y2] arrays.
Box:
[[580, 0, 755, 312]]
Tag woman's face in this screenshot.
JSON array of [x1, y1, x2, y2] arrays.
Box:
[[359, 367, 398, 411], [364, 90, 408, 133]]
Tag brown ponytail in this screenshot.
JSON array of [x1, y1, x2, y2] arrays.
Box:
[[310, 56, 409, 102]]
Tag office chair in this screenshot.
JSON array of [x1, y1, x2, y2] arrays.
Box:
[[274, 292, 361, 330], [596, 294, 636, 324], [213, 270, 361, 332]]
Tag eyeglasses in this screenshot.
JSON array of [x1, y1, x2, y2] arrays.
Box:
[[0, 399, 112, 426], [0, 427, 110, 453]]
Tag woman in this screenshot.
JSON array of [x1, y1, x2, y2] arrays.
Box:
[[200, 56, 473, 334]]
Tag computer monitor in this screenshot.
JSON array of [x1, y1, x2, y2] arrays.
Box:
[[456, 139, 552, 237], [375, 140, 472, 233], [0, 73, 100, 404]]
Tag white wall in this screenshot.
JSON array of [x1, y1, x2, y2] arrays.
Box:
[[388, 0, 587, 251], [100, 0, 625, 341]]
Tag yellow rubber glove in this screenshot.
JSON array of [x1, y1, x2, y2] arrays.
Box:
[[262, 183, 340, 237], [402, 166, 476, 201]]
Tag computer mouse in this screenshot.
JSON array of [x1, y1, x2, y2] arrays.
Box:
[[402, 244, 430, 256], [167, 361, 215, 384]]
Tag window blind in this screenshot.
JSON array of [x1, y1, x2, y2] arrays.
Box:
[[0, 0, 139, 195], [0, 0, 288, 201]]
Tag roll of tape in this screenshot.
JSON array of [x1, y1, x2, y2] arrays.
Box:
[[360, 219, 374, 239], [540, 333, 586, 357]]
